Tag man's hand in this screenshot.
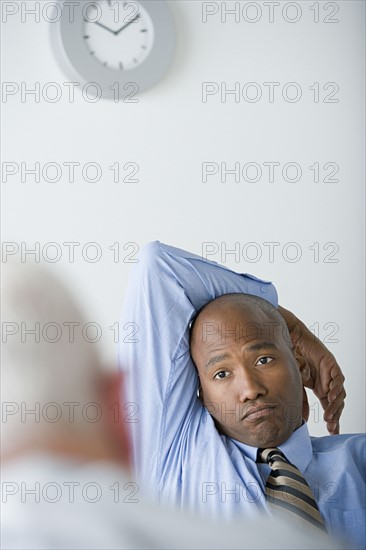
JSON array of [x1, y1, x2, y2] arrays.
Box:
[[279, 306, 346, 435]]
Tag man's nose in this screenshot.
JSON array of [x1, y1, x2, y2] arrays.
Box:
[[236, 369, 267, 402]]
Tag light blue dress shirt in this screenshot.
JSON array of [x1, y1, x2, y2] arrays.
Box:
[[119, 241, 365, 549]]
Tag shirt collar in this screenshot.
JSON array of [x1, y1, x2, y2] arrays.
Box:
[[231, 422, 313, 473]]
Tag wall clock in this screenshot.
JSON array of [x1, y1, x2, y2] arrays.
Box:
[[50, 0, 175, 100]]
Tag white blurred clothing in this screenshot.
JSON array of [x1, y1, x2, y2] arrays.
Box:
[[1, 453, 343, 550]]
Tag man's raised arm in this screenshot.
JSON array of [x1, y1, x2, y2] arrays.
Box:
[[118, 241, 346, 496], [118, 241, 277, 495]]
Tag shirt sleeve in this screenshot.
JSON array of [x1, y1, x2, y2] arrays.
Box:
[[118, 241, 278, 496]]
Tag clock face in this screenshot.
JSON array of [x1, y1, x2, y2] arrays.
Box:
[[83, 0, 155, 71], [51, 0, 175, 99]]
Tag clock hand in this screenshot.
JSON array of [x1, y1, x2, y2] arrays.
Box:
[[93, 20, 116, 34], [115, 13, 140, 35]]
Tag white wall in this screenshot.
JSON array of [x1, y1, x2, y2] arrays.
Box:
[[2, 0, 365, 436]]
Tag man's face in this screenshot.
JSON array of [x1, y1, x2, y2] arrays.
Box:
[[191, 305, 304, 448]]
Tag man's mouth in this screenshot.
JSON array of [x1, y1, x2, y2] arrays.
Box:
[[242, 404, 276, 421]]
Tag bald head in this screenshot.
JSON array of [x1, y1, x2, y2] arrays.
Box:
[[190, 293, 291, 365]]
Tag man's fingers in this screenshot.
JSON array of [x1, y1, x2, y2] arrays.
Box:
[[330, 362, 345, 380], [294, 325, 346, 430], [328, 380, 346, 403], [324, 395, 345, 422], [328, 364, 345, 388], [325, 398, 345, 435], [326, 419, 340, 435], [319, 361, 345, 403]]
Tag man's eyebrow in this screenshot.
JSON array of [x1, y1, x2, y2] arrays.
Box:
[[203, 343, 278, 370], [204, 354, 230, 371], [247, 342, 278, 352]]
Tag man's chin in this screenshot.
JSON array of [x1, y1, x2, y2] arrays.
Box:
[[238, 421, 302, 448], [215, 417, 300, 448], [237, 425, 289, 448]]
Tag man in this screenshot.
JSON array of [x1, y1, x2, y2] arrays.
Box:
[[190, 293, 365, 548], [119, 241, 363, 548], [1, 260, 342, 550]]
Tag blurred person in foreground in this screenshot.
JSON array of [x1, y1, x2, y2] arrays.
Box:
[[119, 242, 363, 550], [0, 260, 343, 550]]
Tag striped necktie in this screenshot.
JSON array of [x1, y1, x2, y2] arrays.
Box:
[[258, 447, 326, 533]]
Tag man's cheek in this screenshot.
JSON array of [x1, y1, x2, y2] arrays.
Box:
[[205, 401, 244, 427], [204, 401, 220, 419]]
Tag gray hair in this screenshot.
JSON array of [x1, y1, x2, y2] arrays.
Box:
[[1, 260, 102, 455]]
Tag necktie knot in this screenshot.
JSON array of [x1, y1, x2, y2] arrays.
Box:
[[258, 447, 287, 466]]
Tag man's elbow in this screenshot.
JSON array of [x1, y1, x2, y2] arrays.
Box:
[[135, 241, 167, 276]]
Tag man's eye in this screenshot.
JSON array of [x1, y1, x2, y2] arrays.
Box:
[[256, 357, 274, 366], [214, 371, 229, 380]]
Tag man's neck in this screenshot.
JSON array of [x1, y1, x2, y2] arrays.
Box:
[[1, 433, 130, 471]]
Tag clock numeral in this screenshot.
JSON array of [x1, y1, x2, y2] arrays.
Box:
[[140, 29, 147, 33], [119, 62, 124, 70], [83, 35, 90, 39]]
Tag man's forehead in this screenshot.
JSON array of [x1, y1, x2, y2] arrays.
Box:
[[194, 312, 284, 346], [197, 300, 273, 323]]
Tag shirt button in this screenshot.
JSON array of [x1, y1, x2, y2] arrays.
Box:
[[261, 285, 268, 293]]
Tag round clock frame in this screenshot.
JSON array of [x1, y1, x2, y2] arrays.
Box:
[[50, 0, 175, 100]]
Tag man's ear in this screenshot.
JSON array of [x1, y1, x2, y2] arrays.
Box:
[[197, 384, 203, 402], [196, 376, 204, 402]]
